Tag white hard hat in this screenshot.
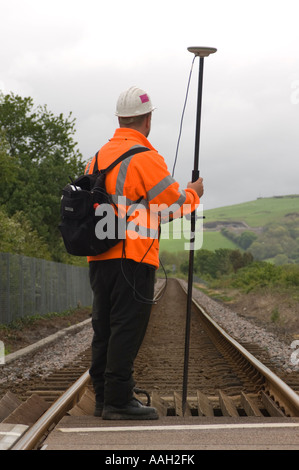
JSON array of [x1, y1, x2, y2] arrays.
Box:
[[115, 86, 156, 117]]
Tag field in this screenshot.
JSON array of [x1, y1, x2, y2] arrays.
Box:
[[159, 195, 299, 255], [204, 195, 299, 227], [159, 228, 237, 253]]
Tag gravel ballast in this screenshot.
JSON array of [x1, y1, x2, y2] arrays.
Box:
[[1, 280, 298, 390]]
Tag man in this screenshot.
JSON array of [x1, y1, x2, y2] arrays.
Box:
[[87, 86, 203, 420]]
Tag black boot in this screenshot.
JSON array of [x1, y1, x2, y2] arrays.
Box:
[[102, 397, 158, 420], [94, 402, 104, 417]]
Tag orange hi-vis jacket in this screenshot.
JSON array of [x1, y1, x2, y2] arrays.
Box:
[[85, 128, 200, 268]]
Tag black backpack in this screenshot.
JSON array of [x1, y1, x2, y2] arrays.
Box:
[[59, 146, 150, 256]]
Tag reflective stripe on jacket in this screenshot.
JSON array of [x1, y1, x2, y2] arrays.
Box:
[[85, 128, 199, 268]]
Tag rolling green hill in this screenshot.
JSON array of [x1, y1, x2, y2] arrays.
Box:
[[203, 195, 299, 227], [159, 195, 299, 264]]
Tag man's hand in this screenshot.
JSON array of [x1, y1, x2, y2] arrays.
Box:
[[187, 177, 204, 198]]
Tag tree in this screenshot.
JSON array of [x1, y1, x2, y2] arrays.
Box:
[[0, 92, 85, 261], [0, 207, 51, 259], [194, 248, 253, 279], [229, 249, 253, 272], [221, 228, 257, 250], [194, 249, 217, 277], [238, 231, 257, 249], [249, 223, 298, 262], [0, 93, 82, 164], [0, 130, 20, 205]]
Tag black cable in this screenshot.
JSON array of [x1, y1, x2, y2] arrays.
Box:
[[120, 224, 167, 305], [172, 55, 196, 178]]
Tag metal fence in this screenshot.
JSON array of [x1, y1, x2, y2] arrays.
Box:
[[0, 253, 92, 325]]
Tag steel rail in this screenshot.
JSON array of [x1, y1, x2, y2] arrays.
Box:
[[11, 281, 167, 450], [11, 370, 90, 450], [178, 280, 299, 417], [11, 279, 299, 449]]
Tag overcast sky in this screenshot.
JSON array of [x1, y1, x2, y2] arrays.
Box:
[[1, 0, 299, 210]]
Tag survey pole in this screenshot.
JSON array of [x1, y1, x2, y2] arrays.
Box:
[[182, 46, 217, 416]]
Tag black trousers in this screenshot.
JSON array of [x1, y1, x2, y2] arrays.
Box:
[[89, 259, 155, 407]]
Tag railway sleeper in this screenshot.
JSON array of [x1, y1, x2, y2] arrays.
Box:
[[5, 387, 289, 423], [1, 393, 49, 426], [65, 388, 289, 419], [154, 390, 292, 418], [163, 390, 285, 418]]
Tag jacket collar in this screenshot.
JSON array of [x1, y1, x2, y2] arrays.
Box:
[[112, 128, 157, 152]]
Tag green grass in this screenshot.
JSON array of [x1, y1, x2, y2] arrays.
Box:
[[201, 231, 239, 251], [159, 237, 186, 253], [204, 195, 299, 227], [159, 219, 239, 253], [159, 218, 191, 253]]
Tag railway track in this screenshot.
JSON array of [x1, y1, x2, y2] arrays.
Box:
[[1, 278, 299, 450]]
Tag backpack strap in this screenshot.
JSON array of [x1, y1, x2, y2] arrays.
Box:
[[93, 146, 150, 175], [93, 151, 100, 173]]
